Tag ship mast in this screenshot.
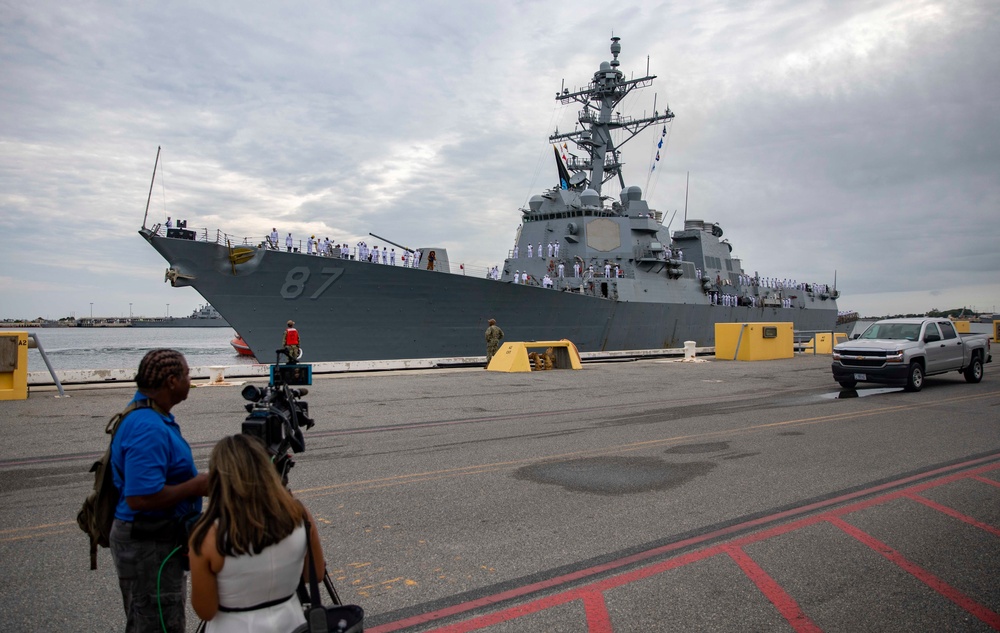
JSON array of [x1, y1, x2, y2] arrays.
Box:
[[549, 37, 674, 195]]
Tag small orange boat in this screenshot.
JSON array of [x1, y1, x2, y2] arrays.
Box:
[[230, 335, 255, 357]]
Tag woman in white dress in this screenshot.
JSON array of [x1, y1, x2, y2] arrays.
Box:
[[188, 435, 326, 632]]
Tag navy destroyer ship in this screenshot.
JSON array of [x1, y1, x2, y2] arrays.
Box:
[[140, 37, 839, 362]]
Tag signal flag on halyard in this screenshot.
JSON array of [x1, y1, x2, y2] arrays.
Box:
[[554, 145, 571, 190], [652, 124, 668, 172]]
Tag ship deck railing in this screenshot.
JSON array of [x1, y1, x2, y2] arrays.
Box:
[[150, 223, 499, 280]]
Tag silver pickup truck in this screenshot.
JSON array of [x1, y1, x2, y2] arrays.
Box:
[[831, 318, 992, 391]]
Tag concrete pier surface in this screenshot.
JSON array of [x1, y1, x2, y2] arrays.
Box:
[[1, 354, 998, 631]]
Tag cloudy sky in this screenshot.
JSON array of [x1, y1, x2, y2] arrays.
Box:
[[2, 0, 998, 320]]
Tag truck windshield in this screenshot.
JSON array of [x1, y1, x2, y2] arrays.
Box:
[[860, 323, 921, 341]]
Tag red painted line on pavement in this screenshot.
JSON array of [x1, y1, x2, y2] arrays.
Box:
[[971, 475, 1000, 489], [382, 548, 721, 633], [369, 457, 1000, 633], [822, 462, 1000, 520], [423, 592, 580, 633], [581, 591, 614, 633], [725, 547, 822, 633], [827, 516, 1000, 629], [903, 493, 1000, 538]]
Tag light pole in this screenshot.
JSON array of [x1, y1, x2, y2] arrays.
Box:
[[129, 303, 133, 321], [90, 303, 93, 320], [166, 303, 170, 318]]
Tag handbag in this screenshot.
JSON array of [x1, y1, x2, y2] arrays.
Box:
[[292, 516, 364, 633]]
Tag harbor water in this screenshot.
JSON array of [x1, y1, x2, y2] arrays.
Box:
[[3, 327, 259, 373]]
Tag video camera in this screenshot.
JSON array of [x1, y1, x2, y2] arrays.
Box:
[[241, 355, 315, 484]]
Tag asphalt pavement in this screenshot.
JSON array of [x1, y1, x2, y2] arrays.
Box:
[[1, 353, 998, 631]]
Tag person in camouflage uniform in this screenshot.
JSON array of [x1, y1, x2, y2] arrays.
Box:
[[484, 319, 504, 368]]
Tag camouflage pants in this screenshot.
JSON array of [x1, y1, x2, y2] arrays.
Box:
[[486, 342, 500, 363], [110, 519, 187, 633]]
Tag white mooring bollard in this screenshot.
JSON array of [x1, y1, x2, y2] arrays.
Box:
[[683, 341, 697, 360], [209, 366, 227, 384]]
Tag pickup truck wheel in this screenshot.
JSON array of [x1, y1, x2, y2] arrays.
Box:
[[838, 380, 857, 389], [964, 355, 983, 383], [904, 361, 924, 392]]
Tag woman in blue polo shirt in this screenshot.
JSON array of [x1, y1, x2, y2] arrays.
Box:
[[110, 349, 208, 633]]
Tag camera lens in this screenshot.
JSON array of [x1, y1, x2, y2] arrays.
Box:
[[241, 385, 263, 402]]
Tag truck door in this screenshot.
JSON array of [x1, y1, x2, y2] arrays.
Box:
[[936, 321, 965, 369], [922, 322, 947, 374]]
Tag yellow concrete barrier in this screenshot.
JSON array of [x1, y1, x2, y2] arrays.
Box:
[[802, 332, 843, 355], [715, 323, 794, 361], [487, 340, 582, 372], [952, 320, 970, 334], [994, 320, 999, 343], [0, 331, 29, 401]]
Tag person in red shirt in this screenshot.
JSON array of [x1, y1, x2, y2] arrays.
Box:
[[282, 320, 300, 362]]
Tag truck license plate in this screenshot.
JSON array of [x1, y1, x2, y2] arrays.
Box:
[[853, 373, 867, 381]]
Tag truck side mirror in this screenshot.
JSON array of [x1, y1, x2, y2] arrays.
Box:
[[850, 333, 860, 340], [924, 333, 941, 343]]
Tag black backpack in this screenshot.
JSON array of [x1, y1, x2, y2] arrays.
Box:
[[77, 400, 152, 569]]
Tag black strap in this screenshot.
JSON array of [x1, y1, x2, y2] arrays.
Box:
[[107, 399, 155, 485], [304, 515, 322, 607], [301, 514, 331, 633], [218, 593, 295, 613], [107, 399, 153, 435]]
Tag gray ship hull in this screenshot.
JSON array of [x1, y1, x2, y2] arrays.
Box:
[[143, 234, 838, 362]]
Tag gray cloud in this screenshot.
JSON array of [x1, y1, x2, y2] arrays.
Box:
[[1, 0, 998, 320]]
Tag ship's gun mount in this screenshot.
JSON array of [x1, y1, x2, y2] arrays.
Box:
[[369, 232, 414, 254]]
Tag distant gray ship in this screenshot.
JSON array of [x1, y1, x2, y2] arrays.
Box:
[[140, 37, 839, 361], [131, 303, 231, 328]]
